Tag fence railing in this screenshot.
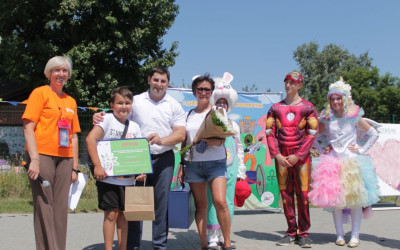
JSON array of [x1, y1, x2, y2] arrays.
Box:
[[0, 102, 96, 167]]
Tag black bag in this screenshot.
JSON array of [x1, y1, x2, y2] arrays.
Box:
[[89, 119, 130, 177]]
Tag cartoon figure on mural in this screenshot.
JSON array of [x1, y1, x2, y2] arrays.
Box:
[[243, 133, 266, 196], [239, 113, 277, 207], [243, 133, 262, 170]]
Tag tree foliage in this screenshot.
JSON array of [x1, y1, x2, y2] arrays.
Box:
[[242, 83, 258, 92], [342, 68, 400, 121], [0, 0, 179, 107], [293, 42, 373, 111], [293, 42, 400, 121]]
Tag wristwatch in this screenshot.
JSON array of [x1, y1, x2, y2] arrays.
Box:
[[72, 169, 80, 174]]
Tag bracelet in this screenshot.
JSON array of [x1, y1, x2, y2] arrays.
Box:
[[31, 158, 39, 161], [179, 162, 184, 165], [72, 169, 80, 174]]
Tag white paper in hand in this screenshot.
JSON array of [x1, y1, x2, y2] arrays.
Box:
[[68, 173, 88, 210]]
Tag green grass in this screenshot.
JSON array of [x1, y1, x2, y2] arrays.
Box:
[[0, 197, 100, 214], [69, 197, 101, 213], [0, 167, 31, 198], [0, 166, 100, 213], [2, 166, 399, 213], [379, 195, 399, 205], [0, 197, 33, 213]]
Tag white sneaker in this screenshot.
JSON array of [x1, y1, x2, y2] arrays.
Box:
[[208, 241, 219, 250]]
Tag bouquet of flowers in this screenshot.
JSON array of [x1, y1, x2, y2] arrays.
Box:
[[180, 107, 237, 157]]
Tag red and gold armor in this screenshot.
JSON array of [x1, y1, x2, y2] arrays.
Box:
[[266, 99, 318, 238]]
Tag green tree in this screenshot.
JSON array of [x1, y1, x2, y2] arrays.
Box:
[[378, 73, 400, 119], [342, 67, 380, 116], [293, 42, 373, 111], [0, 0, 179, 107], [169, 79, 188, 89], [242, 83, 258, 92], [342, 68, 400, 121]]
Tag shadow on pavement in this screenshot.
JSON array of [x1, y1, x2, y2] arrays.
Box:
[[313, 231, 400, 249], [168, 229, 201, 248], [235, 209, 281, 215], [82, 240, 118, 250], [235, 230, 400, 249], [234, 230, 283, 242], [358, 233, 400, 249], [82, 240, 154, 250]]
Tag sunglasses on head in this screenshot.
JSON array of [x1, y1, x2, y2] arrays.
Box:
[[284, 74, 303, 84], [196, 87, 212, 93]]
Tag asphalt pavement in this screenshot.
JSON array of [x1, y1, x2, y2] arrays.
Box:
[[1, 207, 399, 250]]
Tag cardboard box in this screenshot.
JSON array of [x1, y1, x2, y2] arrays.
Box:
[[124, 186, 155, 221], [168, 187, 195, 229]]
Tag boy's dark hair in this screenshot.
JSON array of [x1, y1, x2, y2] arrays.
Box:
[[110, 86, 133, 103], [191, 73, 215, 95], [148, 66, 170, 81]]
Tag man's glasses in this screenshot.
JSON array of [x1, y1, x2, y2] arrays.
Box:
[[196, 87, 212, 93]]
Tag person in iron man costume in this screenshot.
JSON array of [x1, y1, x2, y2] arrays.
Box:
[[265, 71, 318, 248]]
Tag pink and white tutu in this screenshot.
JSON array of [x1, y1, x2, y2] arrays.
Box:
[[309, 154, 380, 209]]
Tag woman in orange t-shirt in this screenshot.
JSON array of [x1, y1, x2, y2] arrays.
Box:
[[22, 55, 81, 250]]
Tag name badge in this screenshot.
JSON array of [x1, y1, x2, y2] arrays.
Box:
[[58, 119, 71, 148]]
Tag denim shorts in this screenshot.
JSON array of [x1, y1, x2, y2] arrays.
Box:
[[184, 158, 227, 183]]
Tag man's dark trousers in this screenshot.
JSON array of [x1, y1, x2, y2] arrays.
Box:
[[127, 150, 175, 250]]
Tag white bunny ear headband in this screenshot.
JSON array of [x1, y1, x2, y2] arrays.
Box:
[[192, 75, 201, 81], [210, 72, 238, 113], [222, 72, 234, 85]]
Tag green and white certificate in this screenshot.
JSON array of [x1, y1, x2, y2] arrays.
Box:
[[96, 138, 153, 176]]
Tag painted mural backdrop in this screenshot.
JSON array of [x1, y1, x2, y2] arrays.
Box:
[[368, 123, 400, 195], [168, 88, 283, 210]]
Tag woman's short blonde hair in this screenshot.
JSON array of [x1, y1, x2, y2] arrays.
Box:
[[44, 56, 73, 79]]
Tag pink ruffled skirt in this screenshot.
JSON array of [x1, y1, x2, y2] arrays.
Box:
[[308, 154, 380, 209]]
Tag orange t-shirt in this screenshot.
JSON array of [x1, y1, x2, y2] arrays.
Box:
[[22, 85, 81, 157]]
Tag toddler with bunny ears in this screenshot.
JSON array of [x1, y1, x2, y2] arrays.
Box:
[[206, 72, 247, 249]]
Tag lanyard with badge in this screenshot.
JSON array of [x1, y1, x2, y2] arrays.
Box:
[[58, 118, 71, 148], [51, 87, 71, 148]]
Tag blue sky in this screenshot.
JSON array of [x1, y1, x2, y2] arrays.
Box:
[[163, 0, 400, 94]]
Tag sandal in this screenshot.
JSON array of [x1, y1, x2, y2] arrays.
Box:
[[221, 242, 235, 250], [226, 242, 236, 249]]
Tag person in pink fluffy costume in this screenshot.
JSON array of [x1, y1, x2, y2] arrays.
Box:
[[308, 77, 380, 248]]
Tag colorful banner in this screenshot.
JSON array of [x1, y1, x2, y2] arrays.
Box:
[[97, 138, 153, 176], [368, 123, 400, 195], [0, 100, 110, 112], [167, 88, 283, 210]]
